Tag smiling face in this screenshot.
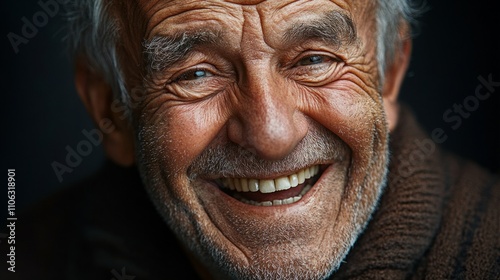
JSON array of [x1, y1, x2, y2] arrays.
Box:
[[112, 0, 399, 279]]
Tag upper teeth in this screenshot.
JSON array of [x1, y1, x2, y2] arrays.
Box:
[[220, 165, 320, 194]]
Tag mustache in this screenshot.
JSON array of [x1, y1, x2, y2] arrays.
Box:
[[187, 123, 350, 180]]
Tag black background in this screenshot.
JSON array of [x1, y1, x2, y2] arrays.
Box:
[[1, 0, 499, 222]]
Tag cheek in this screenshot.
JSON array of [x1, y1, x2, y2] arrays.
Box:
[[301, 80, 386, 157], [137, 97, 230, 175]]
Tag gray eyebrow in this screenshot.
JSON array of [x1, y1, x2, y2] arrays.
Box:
[[143, 30, 221, 74], [142, 11, 356, 75], [283, 11, 357, 49]]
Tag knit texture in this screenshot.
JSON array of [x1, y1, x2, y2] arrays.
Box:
[[335, 105, 500, 279]]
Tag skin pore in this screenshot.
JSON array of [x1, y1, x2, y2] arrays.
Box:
[[75, 0, 411, 279]]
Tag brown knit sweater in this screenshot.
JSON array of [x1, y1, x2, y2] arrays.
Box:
[[5, 106, 500, 280], [334, 105, 500, 279]]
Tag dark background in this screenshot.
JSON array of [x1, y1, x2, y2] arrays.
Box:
[[1, 0, 499, 222]]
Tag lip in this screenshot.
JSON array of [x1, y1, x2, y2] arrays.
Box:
[[198, 163, 335, 214]]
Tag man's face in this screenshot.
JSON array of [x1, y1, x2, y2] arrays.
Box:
[[124, 0, 390, 279]]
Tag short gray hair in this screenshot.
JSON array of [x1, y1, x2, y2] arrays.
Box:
[[64, 0, 128, 104], [376, 0, 423, 83], [63, 0, 423, 103]]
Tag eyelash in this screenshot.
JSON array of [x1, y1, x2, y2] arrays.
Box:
[[295, 54, 333, 66], [174, 68, 213, 82]]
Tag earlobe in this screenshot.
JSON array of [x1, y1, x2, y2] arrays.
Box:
[[382, 24, 412, 132], [74, 57, 135, 166]]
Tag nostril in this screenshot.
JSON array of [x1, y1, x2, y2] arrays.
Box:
[[226, 117, 244, 146]]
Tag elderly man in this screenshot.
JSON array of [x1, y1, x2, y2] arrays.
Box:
[[9, 0, 499, 279]]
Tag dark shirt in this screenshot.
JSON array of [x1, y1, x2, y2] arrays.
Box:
[[9, 161, 199, 280]]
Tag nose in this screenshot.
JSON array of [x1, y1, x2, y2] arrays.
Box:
[[227, 69, 308, 160]]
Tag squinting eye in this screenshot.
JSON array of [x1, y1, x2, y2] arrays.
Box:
[[176, 69, 213, 82], [297, 55, 330, 66]]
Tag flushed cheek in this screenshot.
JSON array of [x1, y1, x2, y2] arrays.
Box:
[[159, 107, 228, 170], [314, 46, 381, 138], [135, 102, 229, 236], [303, 83, 385, 161]]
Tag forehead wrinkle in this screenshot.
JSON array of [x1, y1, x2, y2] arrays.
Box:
[[142, 1, 242, 39], [225, 0, 265, 5], [235, 5, 276, 65]]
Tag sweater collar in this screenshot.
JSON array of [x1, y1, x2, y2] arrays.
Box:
[[334, 104, 447, 279]]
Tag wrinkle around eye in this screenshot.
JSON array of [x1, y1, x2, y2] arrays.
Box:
[[165, 78, 231, 101], [157, 61, 234, 101], [288, 60, 345, 87]]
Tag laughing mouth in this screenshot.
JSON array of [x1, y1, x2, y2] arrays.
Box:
[[215, 165, 323, 207]]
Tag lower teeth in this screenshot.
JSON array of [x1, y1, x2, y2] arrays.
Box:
[[235, 184, 312, 206]]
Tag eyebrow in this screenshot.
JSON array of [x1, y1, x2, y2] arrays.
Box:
[[143, 10, 357, 74], [143, 30, 221, 73], [282, 10, 357, 49]]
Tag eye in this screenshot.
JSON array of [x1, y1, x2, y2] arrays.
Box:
[[296, 55, 332, 66], [164, 64, 231, 100], [175, 69, 213, 82], [285, 52, 341, 86]]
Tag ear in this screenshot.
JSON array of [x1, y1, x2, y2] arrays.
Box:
[[74, 57, 135, 166], [382, 23, 412, 132]]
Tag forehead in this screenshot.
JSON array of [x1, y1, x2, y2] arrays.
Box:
[[133, 0, 372, 40]]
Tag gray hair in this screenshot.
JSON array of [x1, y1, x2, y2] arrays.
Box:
[[64, 0, 128, 105], [376, 0, 423, 83], [63, 0, 423, 105]]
